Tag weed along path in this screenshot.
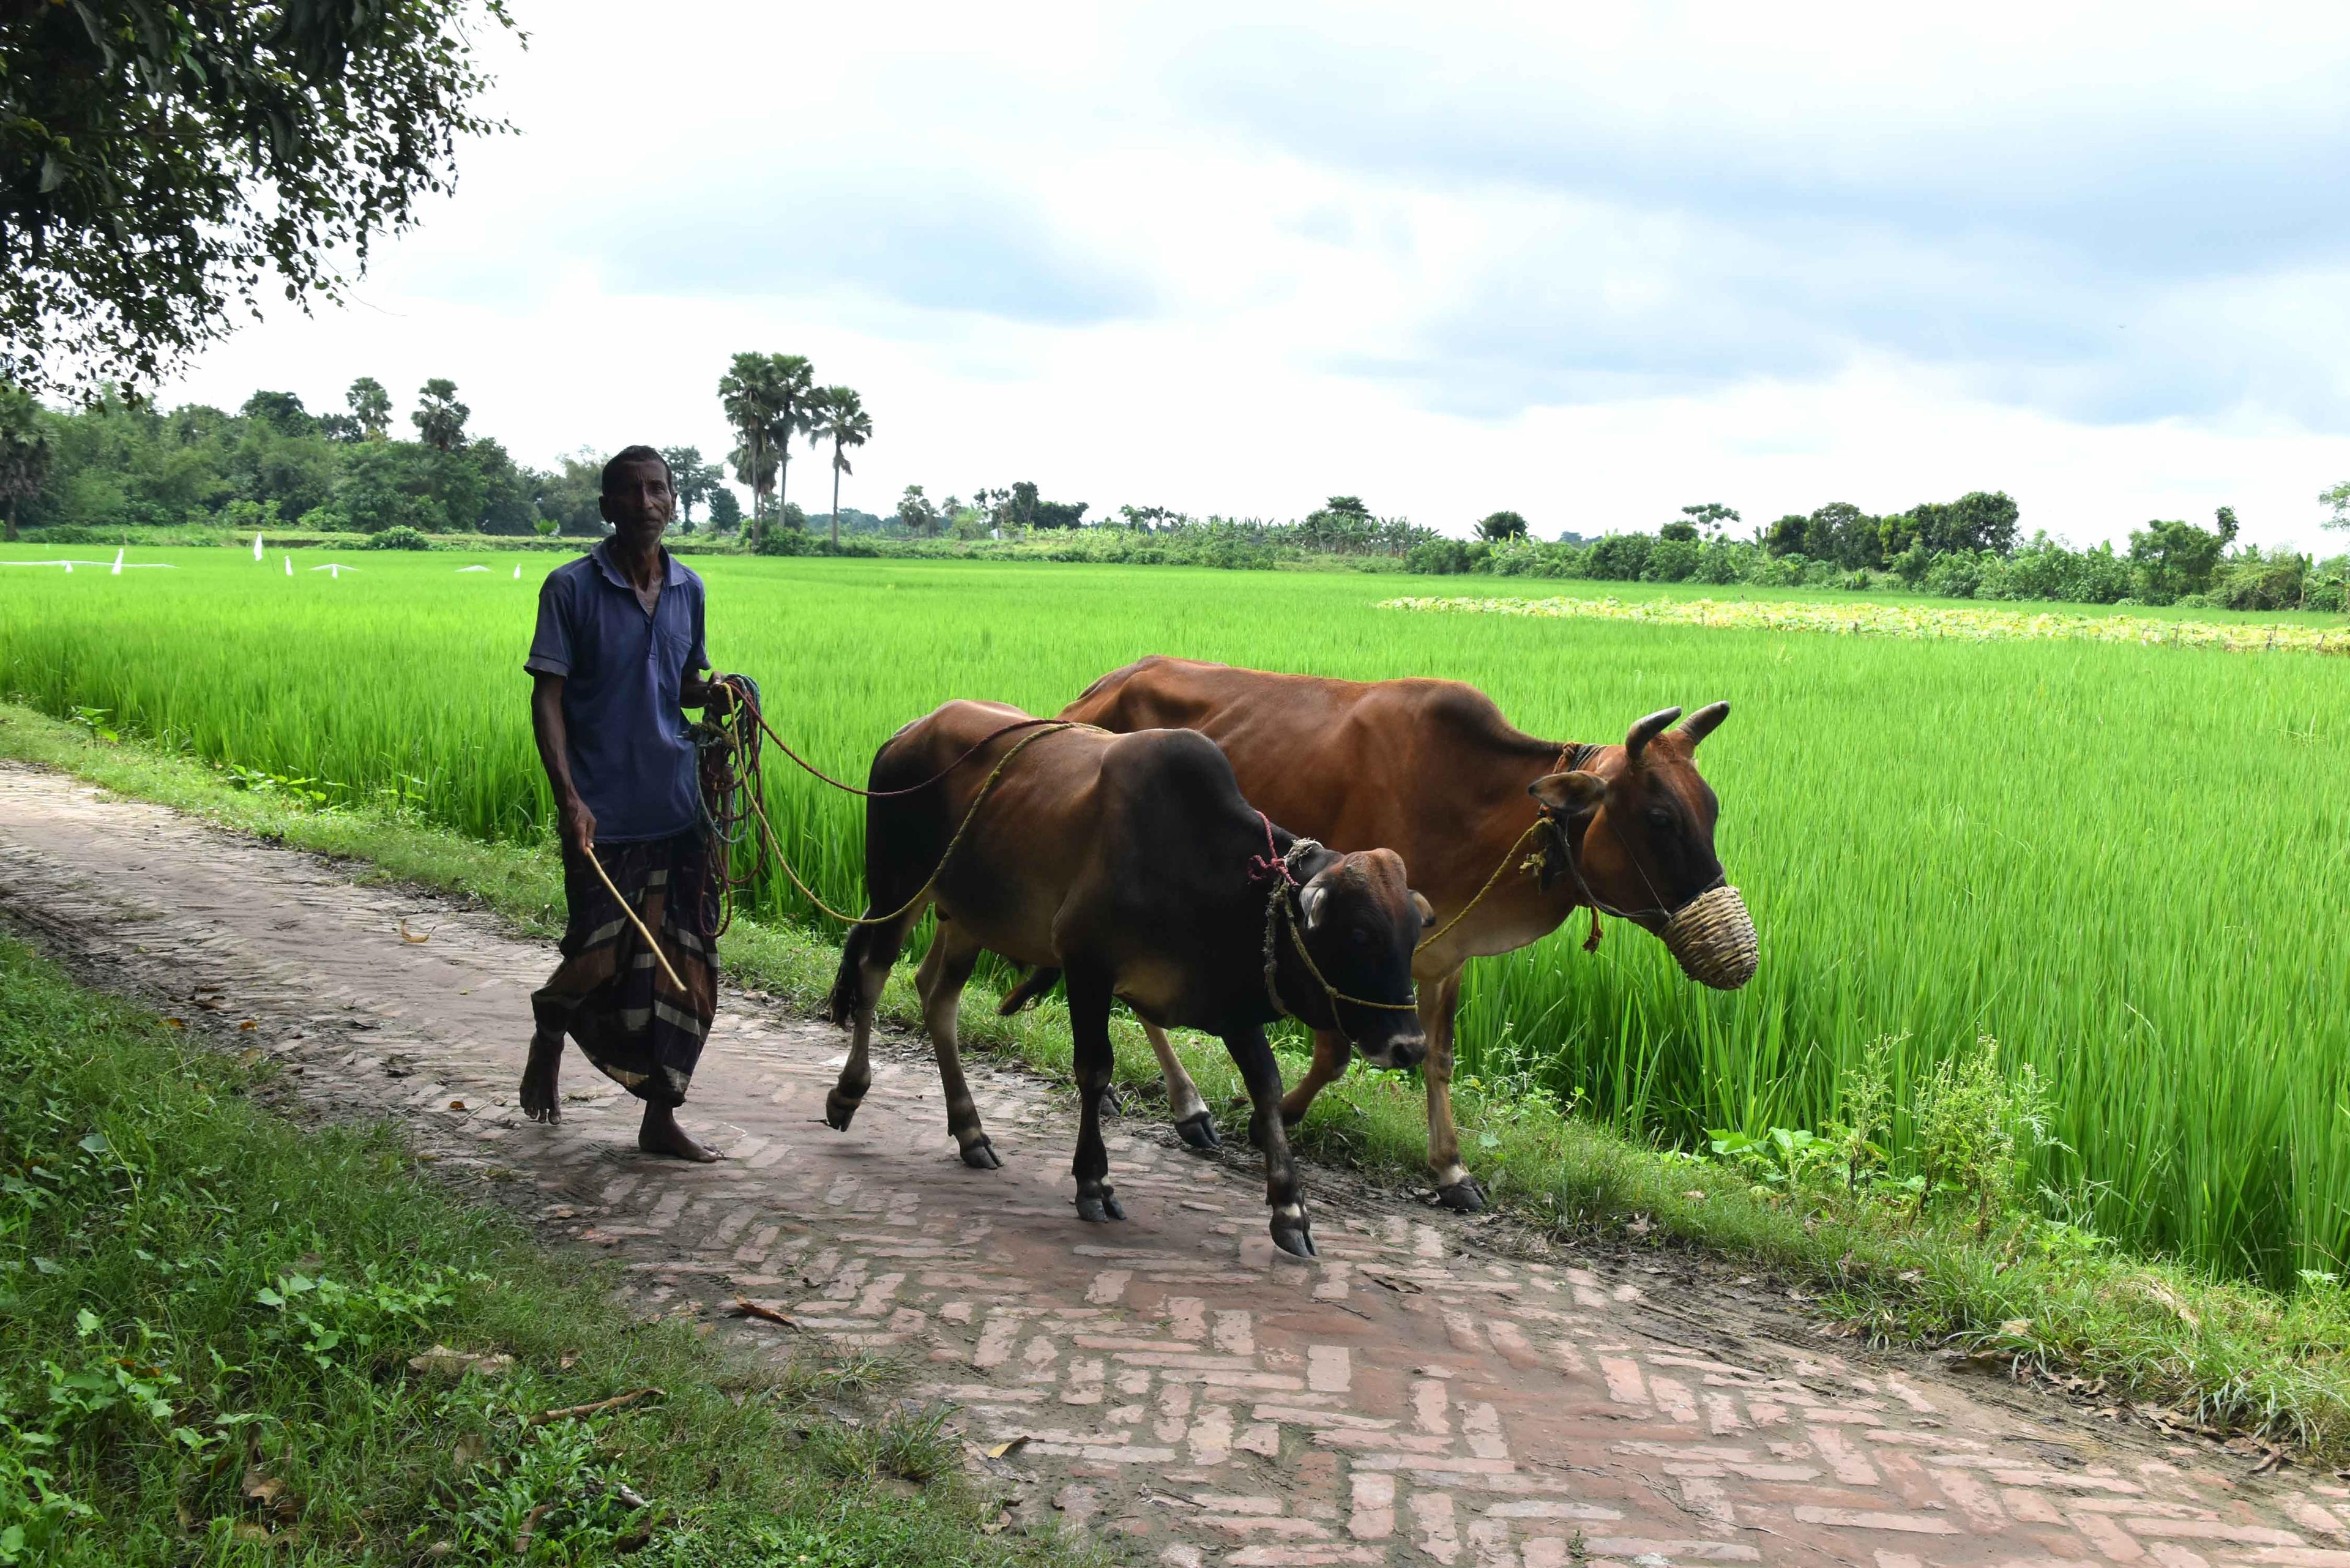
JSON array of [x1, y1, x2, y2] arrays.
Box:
[[0, 762, 2337, 1568]]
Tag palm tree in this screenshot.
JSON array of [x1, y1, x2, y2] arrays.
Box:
[[718, 354, 784, 546], [808, 386, 873, 547], [766, 356, 816, 525], [717, 353, 818, 548], [0, 383, 54, 543]]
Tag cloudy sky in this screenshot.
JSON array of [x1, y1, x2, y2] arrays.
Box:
[[163, 1, 2350, 547]]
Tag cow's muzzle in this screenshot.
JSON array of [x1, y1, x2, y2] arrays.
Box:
[[1354, 1026, 1428, 1073], [1662, 884, 1758, 990]]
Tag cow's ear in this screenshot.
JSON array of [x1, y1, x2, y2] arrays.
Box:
[[1528, 771, 1606, 816], [1299, 881, 1330, 929], [1411, 891, 1436, 927]]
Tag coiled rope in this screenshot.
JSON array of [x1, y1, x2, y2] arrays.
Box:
[[694, 674, 1084, 929]]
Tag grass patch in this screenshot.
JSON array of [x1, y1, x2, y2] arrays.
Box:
[[7, 704, 2350, 1462], [0, 930, 1086, 1567]]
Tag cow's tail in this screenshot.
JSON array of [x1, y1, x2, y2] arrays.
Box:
[[827, 924, 882, 1026], [997, 966, 1064, 1016]]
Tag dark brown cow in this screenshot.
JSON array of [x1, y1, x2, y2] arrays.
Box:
[[1063, 657, 1754, 1211], [824, 699, 1432, 1256]]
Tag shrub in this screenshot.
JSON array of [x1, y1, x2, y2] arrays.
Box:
[[364, 525, 432, 551], [2212, 553, 2309, 611], [1692, 542, 1745, 584], [1404, 539, 1473, 575], [1587, 532, 1651, 581], [1643, 538, 1700, 583], [1923, 550, 1983, 599], [1911, 1034, 2060, 1237]]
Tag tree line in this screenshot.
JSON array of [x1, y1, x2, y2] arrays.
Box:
[[0, 376, 747, 543], [1410, 494, 2350, 613]]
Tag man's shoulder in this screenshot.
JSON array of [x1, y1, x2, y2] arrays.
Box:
[[540, 551, 598, 597], [671, 556, 706, 592]]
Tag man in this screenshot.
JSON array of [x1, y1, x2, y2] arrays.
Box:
[[519, 444, 729, 1160]]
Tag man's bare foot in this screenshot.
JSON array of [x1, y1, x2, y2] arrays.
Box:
[[520, 1031, 564, 1124], [638, 1101, 719, 1162]]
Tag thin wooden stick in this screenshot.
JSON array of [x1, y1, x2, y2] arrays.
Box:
[[581, 846, 688, 993]]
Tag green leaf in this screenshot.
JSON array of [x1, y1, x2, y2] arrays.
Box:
[[78, 1131, 110, 1154], [75, 1308, 100, 1337], [31, 1257, 62, 1276]]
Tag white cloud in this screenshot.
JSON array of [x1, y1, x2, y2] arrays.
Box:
[[154, 0, 2350, 548]]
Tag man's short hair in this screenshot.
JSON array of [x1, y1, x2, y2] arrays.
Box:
[[603, 444, 673, 494]]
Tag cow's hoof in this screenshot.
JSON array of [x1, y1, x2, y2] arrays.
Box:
[[959, 1135, 1002, 1170], [1271, 1213, 1317, 1258], [1434, 1175, 1486, 1214], [1174, 1111, 1220, 1151], [823, 1090, 863, 1131], [1075, 1188, 1126, 1223]]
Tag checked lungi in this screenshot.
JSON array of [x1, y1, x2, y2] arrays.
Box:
[[530, 830, 718, 1107]]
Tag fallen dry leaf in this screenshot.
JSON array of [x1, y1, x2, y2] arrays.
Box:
[[399, 920, 432, 944], [729, 1296, 796, 1327], [1999, 1317, 2033, 1337], [408, 1345, 513, 1379], [450, 1432, 487, 1471], [241, 1466, 299, 1523], [986, 1435, 1031, 1459], [447, 1099, 469, 1112], [163, 1017, 185, 1028], [238, 1019, 258, 1031], [1682, 1189, 1708, 1203], [2133, 1276, 2201, 1331]]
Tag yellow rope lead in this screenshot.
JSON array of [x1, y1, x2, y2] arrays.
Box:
[[1414, 819, 1554, 955], [747, 722, 1079, 928]]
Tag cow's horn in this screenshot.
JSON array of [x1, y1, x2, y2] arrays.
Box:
[[1676, 701, 1729, 746], [1625, 707, 1682, 762]]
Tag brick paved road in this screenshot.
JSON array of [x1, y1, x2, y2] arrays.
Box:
[[2, 763, 2341, 1567]]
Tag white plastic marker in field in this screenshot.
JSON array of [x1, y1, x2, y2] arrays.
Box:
[[309, 562, 359, 580], [110, 548, 122, 576], [5, 555, 174, 572], [512, 562, 521, 579], [253, 532, 264, 562], [284, 555, 293, 575], [457, 564, 488, 573]]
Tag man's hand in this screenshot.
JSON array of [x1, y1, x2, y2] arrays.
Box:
[[559, 796, 597, 859]]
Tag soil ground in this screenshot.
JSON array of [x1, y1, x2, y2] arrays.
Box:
[[1, 761, 2341, 1568]]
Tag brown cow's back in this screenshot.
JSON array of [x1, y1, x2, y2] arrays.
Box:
[[1065, 657, 1570, 928]]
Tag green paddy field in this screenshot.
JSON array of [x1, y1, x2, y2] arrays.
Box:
[[3, 546, 2343, 1289]]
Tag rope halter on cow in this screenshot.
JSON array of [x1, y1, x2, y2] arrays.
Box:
[[1250, 813, 1420, 1039], [1535, 804, 1758, 990]]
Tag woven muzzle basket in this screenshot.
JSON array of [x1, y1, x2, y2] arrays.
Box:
[[1662, 884, 1758, 990]]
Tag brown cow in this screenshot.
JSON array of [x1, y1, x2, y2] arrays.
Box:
[[823, 699, 1432, 1256], [1063, 657, 1755, 1211]]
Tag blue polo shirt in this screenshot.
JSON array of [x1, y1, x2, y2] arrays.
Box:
[[524, 542, 708, 843]]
